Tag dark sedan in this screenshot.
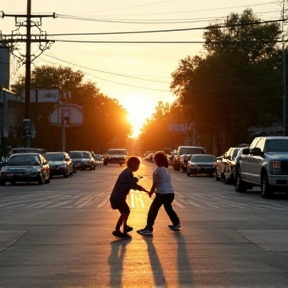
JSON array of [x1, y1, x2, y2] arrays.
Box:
[[0, 153, 50, 185], [44, 152, 74, 178], [69, 151, 96, 170], [186, 154, 216, 177]]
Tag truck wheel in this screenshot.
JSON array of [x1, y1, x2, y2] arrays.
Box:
[[261, 173, 273, 198], [235, 173, 246, 192]]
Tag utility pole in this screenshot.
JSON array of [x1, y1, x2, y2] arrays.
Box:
[[281, 0, 288, 136], [25, 0, 32, 122], [1, 0, 55, 147]]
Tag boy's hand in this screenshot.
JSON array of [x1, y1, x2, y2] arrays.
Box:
[[148, 191, 154, 198]]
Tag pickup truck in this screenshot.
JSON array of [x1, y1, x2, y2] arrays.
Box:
[[234, 136, 288, 198]]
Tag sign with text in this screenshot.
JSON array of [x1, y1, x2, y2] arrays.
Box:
[[21, 89, 59, 103]]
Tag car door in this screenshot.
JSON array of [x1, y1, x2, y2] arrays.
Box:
[[249, 138, 265, 185], [241, 138, 260, 182]]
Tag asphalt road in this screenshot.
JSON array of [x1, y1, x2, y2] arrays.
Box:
[[0, 160, 288, 288]]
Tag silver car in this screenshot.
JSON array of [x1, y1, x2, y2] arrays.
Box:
[[186, 154, 216, 177]]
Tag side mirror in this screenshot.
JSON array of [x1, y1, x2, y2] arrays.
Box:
[[242, 148, 250, 155], [251, 147, 262, 156]]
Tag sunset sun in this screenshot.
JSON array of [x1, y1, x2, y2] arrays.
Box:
[[123, 99, 155, 139]]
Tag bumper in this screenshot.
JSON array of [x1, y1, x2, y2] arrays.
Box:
[[189, 167, 215, 174], [104, 158, 126, 164], [268, 174, 288, 190], [0, 173, 40, 182]]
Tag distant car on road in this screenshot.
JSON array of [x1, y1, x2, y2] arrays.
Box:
[[186, 154, 216, 177], [0, 153, 50, 185], [172, 145, 206, 171], [69, 151, 96, 170], [103, 148, 128, 166], [44, 152, 74, 178]]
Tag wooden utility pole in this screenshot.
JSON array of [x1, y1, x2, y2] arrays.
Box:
[[1, 0, 55, 146], [25, 0, 31, 121]]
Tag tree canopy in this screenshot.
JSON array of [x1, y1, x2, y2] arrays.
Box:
[[12, 65, 131, 152], [168, 8, 283, 154]]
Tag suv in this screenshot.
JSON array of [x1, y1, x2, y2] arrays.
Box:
[[103, 148, 128, 166], [172, 145, 206, 171], [234, 136, 288, 198]]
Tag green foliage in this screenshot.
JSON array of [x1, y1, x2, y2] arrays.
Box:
[[167, 8, 283, 154]]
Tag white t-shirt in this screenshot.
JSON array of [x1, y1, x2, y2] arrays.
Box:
[[153, 167, 174, 194]]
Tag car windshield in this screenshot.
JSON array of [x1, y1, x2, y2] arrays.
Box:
[[180, 148, 205, 154], [232, 148, 241, 159], [69, 152, 84, 158], [266, 140, 288, 152], [45, 154, 64, 161], [191, 155, 215, 162], [8, 155, 40, 165], [108, 149, 127, 155], [82, 152, 91, 158]]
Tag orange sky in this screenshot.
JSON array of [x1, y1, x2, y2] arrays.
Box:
[[0, 0, 281, 137]]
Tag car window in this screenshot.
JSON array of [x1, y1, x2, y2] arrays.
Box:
[[191, 155, 215, 162], [256, 138, 265, 151], [8, 155, 40, 165], [180, 147, 205, 155], [231, 148, 241, 159], [265, 140, 288, 152], [69, 152, 82, 158], [108, 149, 127, 155], [45, 154, 64, 161], [83, 152, 91, 158]]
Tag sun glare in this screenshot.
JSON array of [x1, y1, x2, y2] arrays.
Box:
[[123, 100, 155, 138]]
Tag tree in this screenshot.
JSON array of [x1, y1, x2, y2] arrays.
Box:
[[11, 65, 131, 152], [170, 9, 283, 153]]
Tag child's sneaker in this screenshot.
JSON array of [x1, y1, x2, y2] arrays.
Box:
[[125, 225, 133, 233], [137, 228, 153, 236], [112, 231, 131, 239], [168, 223, 181, 231]]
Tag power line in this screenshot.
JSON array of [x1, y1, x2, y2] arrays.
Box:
[[41, 53, 171, 93], [43, 54, 169, 84]]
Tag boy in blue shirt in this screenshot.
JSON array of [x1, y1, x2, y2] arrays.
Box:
[[110, 156, 148, 239]]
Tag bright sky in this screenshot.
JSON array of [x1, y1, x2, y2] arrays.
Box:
[[0, 0, 281, 137]]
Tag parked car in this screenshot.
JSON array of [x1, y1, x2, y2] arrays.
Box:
[[215, 147, 243, 184], [143, 152, 154, 161], [0, 153, 50, 185], [172, 145, 207, 171], [44, 152, 74, 178], [186, 154, 216, 177], [234, 136, 288, 198], [69, 151, 96, 170], [93, 153, 104, 162], [103, 148, 128, 166]]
